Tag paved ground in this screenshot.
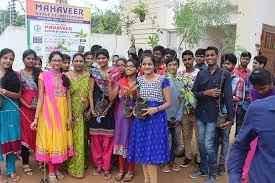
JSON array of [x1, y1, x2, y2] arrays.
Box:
[[9, 162, 227, 183]]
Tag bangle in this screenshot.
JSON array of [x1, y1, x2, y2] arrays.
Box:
[[157, 106, 160, 112]]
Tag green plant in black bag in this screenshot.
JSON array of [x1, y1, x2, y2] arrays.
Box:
[[133, 97, 148, 120]]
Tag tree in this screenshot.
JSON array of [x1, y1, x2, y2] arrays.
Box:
[[91, 8, 121, 34], [0, 10, 25, 33], [175, 0, 238, 51], [15, 14, 25, 26], [147, 33, 159, 48]]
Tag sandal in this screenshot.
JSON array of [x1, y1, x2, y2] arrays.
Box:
[[22, 164, 33, 175], [103, 171, 112, 180], [92, 167, 102, 176], [55, 171, 65, 180], [38, 163, 46, 172], [123, 172, 134, 182], [48, 174, 58, 183], [114, 171, 125, 181], [9, 174, 20, 183]]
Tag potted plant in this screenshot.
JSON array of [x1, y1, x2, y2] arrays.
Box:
[[131, 1, 148, 22], [147, 33, 160, 48]]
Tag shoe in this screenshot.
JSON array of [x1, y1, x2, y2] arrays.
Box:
[[204, 176, 216, 183], [22, 164, 33, 176], [48, 175, 58, 183], [103, 171, 112, 180], [180, 158, 192, 168], [55, 170, 65, 180], [123, 172, 135, 182], [190, 170, 207, 179], [195, 155, 201, 165], [115, 171, 124, 181], [171, 164, 181, 172], [92, 167, 102, 176], [217, 166, 226, 176], [161, 165, 172, 173]]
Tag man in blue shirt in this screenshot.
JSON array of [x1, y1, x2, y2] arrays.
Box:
[[227, 95, 275, 183], [163, 57, 184, 173], [228, 69, 275, 183], [192, 46, 234, 183]]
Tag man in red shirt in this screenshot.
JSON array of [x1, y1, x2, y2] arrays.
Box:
[[153, 45, 166, 75], [233, 51, 252, 136]]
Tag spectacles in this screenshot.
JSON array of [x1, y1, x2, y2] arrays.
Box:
[[126, 65, 135, 68]]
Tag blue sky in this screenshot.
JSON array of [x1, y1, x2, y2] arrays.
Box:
[[0, 0, 119, 12]]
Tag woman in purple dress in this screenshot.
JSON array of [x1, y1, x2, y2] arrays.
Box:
[[110, 59, 138, 182]]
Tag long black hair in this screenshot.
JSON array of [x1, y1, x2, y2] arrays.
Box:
[[72, 52, 84, 61], [48, 51, 70, 89], [0, 48, 20, 92], [22, 49, 41, 85]]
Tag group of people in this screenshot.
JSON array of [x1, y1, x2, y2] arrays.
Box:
[[0, 44, 274, 183]]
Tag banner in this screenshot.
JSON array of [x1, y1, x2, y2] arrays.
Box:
[[26, 0, 91, 62]]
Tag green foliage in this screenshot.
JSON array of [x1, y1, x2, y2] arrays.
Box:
[[75, 28, 88, 39], [131, 1, 148, 22], [0, 10, 25, 33], [175, 0, 237, 48], [147, 33, 159, 48], [15, 14, 25, 26], [91, 8, 121, 34]]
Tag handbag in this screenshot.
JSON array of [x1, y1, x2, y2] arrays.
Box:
[[216, 70, 227, 128]]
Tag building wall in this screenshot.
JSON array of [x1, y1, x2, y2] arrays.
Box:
[[121, 0, 177, 48], [235, 0, 275, 56], [122, 0, 275, 58]]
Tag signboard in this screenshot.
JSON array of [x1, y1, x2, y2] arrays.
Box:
[[26, 0, 91, 61]]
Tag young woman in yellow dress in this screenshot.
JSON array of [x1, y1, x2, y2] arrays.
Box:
[[31, 51, 73, 183]]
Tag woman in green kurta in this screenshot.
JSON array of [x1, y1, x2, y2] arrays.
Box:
[[66, 53, 91, 178]]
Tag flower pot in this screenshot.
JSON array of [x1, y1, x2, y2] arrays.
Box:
[[139, 14, 145, 22]]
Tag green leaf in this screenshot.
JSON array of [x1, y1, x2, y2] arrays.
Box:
[[175, 0, 237, 48]]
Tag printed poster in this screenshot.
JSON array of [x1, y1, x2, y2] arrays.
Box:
[[26, 0, 91, 62]]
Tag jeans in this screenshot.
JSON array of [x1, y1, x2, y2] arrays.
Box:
[[197, 119, 217, 177], [216, 127, 231, 171], [169, 126, 176, 163]]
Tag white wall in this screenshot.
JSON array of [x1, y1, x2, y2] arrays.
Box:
[[0, 26, 28, 70], [0, 26, 130, 70], [235, 0, 275, 57], [89, 33, 130, 58]]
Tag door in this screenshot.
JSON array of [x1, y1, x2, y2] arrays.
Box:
[[261, 24, 275, 74]]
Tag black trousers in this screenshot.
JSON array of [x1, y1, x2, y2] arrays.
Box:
[[21, 145, 30, 165], [168, 125, 177, 163]]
